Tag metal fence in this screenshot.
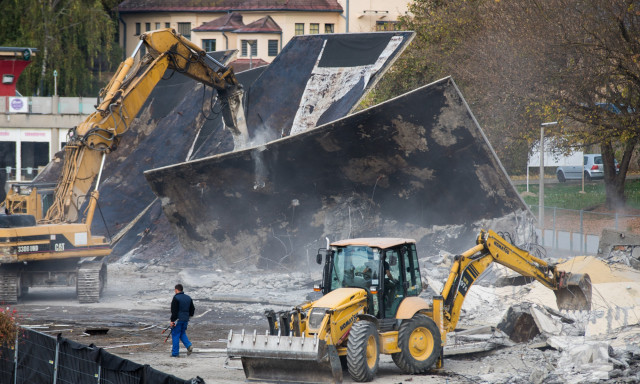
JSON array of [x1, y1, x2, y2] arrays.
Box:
[[529, 205, 640, 255], [0, 327, 194, 384]]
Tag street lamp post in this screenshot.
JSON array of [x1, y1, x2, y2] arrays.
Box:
[[539, 121, 558, 237]]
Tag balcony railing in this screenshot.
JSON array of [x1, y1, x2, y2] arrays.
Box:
[[0, 96, 96, 115]]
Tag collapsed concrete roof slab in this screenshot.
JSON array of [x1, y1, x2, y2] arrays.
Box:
[[198, 32, 415, 151], [145, 77, 532, 267]]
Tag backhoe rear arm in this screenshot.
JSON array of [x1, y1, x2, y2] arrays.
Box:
[[440, 230, 563, 333]]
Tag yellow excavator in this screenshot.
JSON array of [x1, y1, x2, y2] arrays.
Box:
[[0, 28, 247, 303], [227, 229, 592, 383]]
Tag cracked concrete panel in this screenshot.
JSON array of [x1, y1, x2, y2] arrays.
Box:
[[240, 32, 414, 144], [145, 77, 533, 267]]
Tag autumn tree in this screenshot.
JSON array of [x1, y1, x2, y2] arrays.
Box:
[[0, 0, 121, 97], [506, 0, 640, 209], [373, 0, 640, 209]]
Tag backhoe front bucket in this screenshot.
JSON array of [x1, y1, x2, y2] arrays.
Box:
[[227, 331, 343, 383], [554, 273, 592, 311]]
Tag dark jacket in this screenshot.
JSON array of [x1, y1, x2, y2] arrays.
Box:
[[171, 292, 195, 322]]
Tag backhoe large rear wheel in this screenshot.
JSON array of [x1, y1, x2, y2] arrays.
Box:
[[347, 321, 379, 382], [392, 313, 441, 374]]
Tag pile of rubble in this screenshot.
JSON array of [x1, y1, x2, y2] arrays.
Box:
[[420, 250, 640, 383]]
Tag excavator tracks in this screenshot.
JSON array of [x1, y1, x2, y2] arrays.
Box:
[[0, 271, 19, 304], [76, 262, 107, 303]]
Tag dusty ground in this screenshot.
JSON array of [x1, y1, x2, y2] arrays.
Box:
[[12, 260, 640, 384]]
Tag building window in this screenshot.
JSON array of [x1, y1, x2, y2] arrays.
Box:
[[268, 40, 278, 56], [203, 39, 216, 52], [295, 23, 304, 35], [310, 23, 319, 34], [177, 22, 191, 39], [135, 23, 141, 36], [325, 24, 334, 33], [165, 22, 170, 28], [145, 22, 151, 32], [155, 22, 160, 30], [376, 21, 398, 31], [241, 40, 258, 57]]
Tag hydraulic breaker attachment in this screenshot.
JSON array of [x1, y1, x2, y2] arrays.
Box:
[[217, 85, 248, 143], [554, 272, 592, 311], [227, 330, 342, 383]]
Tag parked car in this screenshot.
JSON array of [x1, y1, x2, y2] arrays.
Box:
[[556, 154, 619, 182]]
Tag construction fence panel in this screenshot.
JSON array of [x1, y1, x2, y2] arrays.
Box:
[[531, 205, 640, 255], [0, 327, 192, 384]]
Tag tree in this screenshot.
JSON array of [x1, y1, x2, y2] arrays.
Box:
[[485, 0, 640, 209], [372, 0, 640, 209], [0, 0, 121, 97]]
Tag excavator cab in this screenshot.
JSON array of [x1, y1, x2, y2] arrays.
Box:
[[318, 240, 423, 320], [3, 182, 56, 220]]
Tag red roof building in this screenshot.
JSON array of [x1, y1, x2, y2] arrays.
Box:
[[117, 0, 411, 65]]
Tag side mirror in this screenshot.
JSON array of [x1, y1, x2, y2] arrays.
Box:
[[316, 253, 323, 264]]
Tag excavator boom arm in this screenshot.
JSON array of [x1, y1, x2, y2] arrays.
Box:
[[39, 28, 246, 224], [440, 230, 591, 332]]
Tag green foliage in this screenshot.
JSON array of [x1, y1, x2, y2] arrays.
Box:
[[516, 180, 640, 211], [0, 0, 122, 96]]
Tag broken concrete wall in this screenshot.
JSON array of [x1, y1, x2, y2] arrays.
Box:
[[145, 77, 533, 268], [598, 228, 640, 268]]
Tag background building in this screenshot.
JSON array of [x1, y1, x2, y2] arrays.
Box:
[[117, 0, 411, 65]]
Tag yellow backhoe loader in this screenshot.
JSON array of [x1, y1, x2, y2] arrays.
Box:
[[0, 28, 247, 303], [227, 229, 592, 383]]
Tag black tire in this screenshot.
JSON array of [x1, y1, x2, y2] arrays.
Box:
[[557, 171, 566, 183], [392, 314, 441, 374], [347, 321, 379, 382], [584, 171, 592, 182]]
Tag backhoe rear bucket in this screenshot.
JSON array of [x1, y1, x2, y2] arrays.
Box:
[[227, 331, 342, 383], [554, 273, 592, 311]]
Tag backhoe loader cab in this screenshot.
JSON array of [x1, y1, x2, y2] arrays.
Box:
[[316, 238, 423, 320]]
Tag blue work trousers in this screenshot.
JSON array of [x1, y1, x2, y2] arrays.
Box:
[[171, 321, 192, 356]]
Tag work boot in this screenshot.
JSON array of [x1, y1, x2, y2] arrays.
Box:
[[187, 345, 193, 356]]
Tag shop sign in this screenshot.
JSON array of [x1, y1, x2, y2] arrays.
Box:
[[9, 97, 28, 113]]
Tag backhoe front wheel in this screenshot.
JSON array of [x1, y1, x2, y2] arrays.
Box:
[[392, 313, 441, 374], [347, 321, 379, 382]]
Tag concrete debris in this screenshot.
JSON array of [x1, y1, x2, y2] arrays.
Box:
[[549, 338, 615, 383], [496, 303, 541, 342], [598, 229, 640, 269], [444, 326, 515, 356]]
